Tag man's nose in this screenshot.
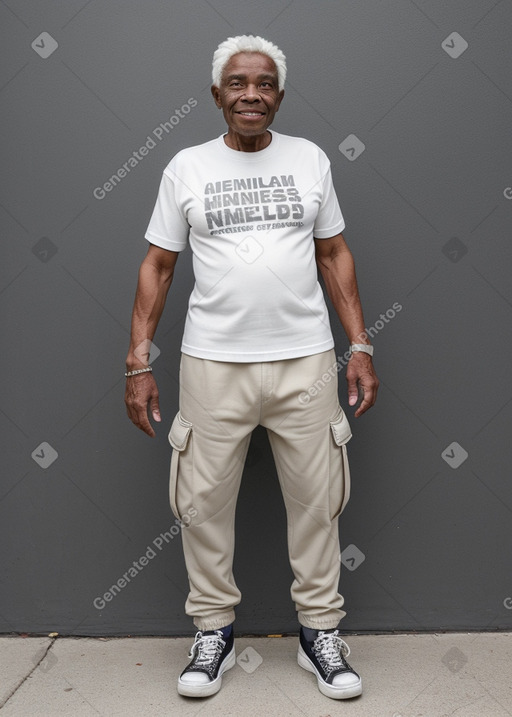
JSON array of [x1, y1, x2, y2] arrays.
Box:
[[242, 84, 260, 100]]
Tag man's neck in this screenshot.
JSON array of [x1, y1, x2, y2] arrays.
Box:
[[223, 130, 272, 152]]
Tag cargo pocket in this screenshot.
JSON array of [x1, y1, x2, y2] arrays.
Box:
[[329, 406, 352, 519], [168, 410, 193, 521]]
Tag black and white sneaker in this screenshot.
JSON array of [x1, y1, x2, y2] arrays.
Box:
[[298, 627, 362, 699], [177, 628, 235, 697]]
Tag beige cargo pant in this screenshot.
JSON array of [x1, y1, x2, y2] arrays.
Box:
[[168, 348, 352, 631]]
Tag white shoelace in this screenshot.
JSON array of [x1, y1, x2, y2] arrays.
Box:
[[314, 630, 350, 668], [188, 630, 225, 665]]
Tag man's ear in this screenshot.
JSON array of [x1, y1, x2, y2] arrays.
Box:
[[211, 85, 222, 108], [275, 89, 285, 113]]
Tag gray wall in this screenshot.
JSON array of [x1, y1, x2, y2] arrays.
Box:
[[1, 0, 511, 636]]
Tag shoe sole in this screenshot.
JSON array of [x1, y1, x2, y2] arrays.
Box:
[[297, 645, 362, 700], [177, 646, 236, 697]]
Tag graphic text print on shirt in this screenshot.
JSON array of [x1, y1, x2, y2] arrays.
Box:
[[204, 174, 304, 233]]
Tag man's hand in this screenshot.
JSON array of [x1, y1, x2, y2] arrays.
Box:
[[124, 245, 179, 437], [125, 372, 161, 437], [346, 352, 379, 417], [314, 233, 380, 417]]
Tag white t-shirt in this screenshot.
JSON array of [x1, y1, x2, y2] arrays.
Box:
[[145, 130, 345, 362]]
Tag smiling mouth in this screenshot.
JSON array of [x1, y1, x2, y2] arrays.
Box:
[[237, 111, 265, 116]]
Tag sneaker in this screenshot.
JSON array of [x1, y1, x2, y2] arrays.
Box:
[[177, 628, 235, 697], [298, 628, 362, 699]]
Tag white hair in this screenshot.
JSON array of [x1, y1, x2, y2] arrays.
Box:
[[212, 35, 287, 91]]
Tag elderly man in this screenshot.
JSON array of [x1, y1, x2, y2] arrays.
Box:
[[125, 35, 378, 701]]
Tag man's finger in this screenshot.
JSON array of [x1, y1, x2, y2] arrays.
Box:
[[150, 392, 161, 423], [354, 389, 372, 417], [125, 396, 156, 437], [346, 375, 359, 406], [125, 374, 160, 436], [354, 380, 378, 417], [137, 408, 156, 437]]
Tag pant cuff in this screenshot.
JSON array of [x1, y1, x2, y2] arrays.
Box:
[[192, 610, 236, 631], [298, 610, 346, 631]]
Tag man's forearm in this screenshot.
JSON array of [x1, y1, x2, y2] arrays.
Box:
[[315, 237, 379, 415], [317, 248, 370, 345], [126, 258, 174, 369]]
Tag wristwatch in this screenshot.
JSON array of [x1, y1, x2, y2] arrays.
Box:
[[350, 344, 374, 357]]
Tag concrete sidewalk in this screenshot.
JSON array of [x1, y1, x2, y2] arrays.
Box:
[[0, 632, 511, 716]]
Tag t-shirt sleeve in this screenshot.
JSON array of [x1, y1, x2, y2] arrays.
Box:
[[144, 169, 190, 252], [313, 157, 346, 239]]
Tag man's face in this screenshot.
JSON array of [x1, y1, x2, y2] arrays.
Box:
[[211, 52, 284, 138]]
